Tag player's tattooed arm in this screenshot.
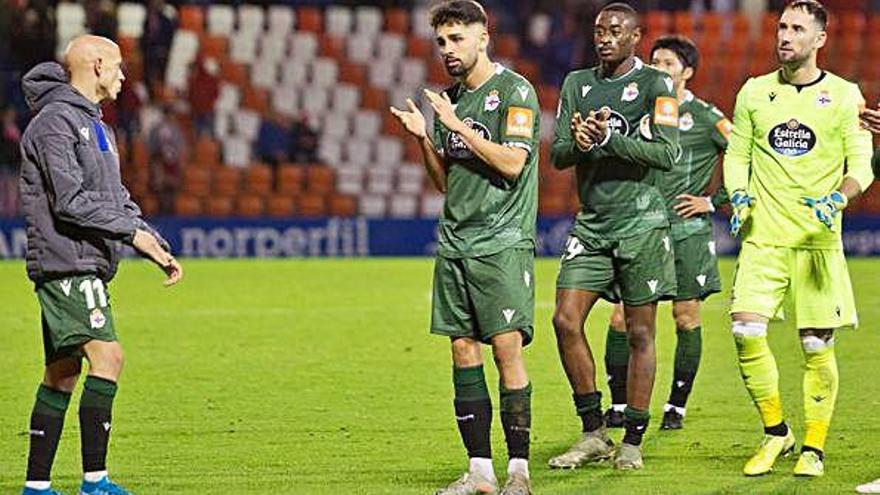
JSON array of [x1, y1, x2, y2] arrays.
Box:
[[423, 89, 528, 181], [390, 97, 448, 193]]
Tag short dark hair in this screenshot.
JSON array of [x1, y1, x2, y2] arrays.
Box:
[[429, 0, 488, 29], [599, 2, 640, 26], [785, 0, 828, 30], [651, 35, 699, 73]]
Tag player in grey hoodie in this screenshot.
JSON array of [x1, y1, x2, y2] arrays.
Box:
[[19, 35, 182, 495]]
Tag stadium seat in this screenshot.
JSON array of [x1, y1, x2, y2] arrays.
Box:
[[385, 8, 409, 34], [175, 195, 203, 216], [117, 2, 146, 38], [389, 195, 418, 218], [399, 58, 427, 88], [344, 139, 372, 166], [267, 6, 295, 34], [336, 167, 365, 195], [420, 193, 444, 217], [230, 31, 259, 63], [368, 59, 398, 89], [325, 5, 353, 36], [354, 110, 382, 139], [298, 193, 328, 217], [406, 35, 433, 59], [377, 33, 406, 61], [213, 167, 242, 196], [193, 137, 220, 168], [290, 32, 319, 61], [280, 64, 308, 88], [301, 86, 330, 117], [236, 195, 265, 217], [259, 32, 288, 62], [338, 62, 367, 86], [220, 60, 249, 87], [397, 165, 425, 195], [266, 195, 296, 217], [347, 33, 377, 63], [318, 137, 343, 164], [375, 137, 403, 165], [322, 112, 352, 140], [673, 11, 695, 37], [361, 87, 388, 111], [645, 11, 671, 33], [179, 6, 205, 33], [130, 138, 149, 170], [297, 7, 323, 33], [245, 166, 273, 195], [307, 166, 336, 194], [329, 194, 358, 217], [277, 165, 305, 194], [251, 60, 280, 89], [207, 5, 235, 35], [318, 34, 346, 60], [215, 83, 242, 115], [359, 194, 387, 217], [138, 195, 160, 217], [331, 85, 361, 114], [204, 196, 234, 217], [411, 6, 433, 39], [839, 11, 866, 35], [367, 168, 395, 195], [222, 136, 252, 168], [355, 6, 384, 35], [181, 168, 211, 197], [311, 58, 340, 88], [199, 35, 228, 60], [272, 87, 299, 116], [238, 5, 265, 34], [233, 108, 263, 139]]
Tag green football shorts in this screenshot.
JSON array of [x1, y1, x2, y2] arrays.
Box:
[[36, 274, 118, 364], [556, 227, 677, 306], [431, 247, 535, 345], [672, 229, 721, 301]]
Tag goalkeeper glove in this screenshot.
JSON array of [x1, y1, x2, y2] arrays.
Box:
[[729, 189, 755, 237], [802, 191, 848, 230]]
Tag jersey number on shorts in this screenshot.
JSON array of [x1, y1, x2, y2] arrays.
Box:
[[79, 279, 108, 309]]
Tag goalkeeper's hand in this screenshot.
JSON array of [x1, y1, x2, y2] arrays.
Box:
[[729, 189, 755, 237], [801, 191, 848, 230]]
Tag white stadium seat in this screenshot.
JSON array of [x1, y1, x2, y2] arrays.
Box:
[[271, 87, 299, 117], [229, 31, 259, 63], [331, 85, 361, 114], [421, 193, 445, 218], [250, 60, 280, 89], [117, 2, 146, 38], [359, 195, 387, 217], [267, 6, 295, 34], [233, 109, 261, 141], [207, 5, 235, 35], [300, 86, 329, 117], [321, 112, 351, 140], [318, 136, 343, 164], [215, 83, 241, 114], [375, 137, 403, 165], [354, 6, 383, 35], [280, 63, 309, 88], [412, 6, 433, 39], [353, 110, 381, 139], [310, 58, 339, 88], [367, 168, 395, 195], [398, 58, 427, 88], [259, 33, 288, 62], [223, 135, 251, 168], [397, 166, 426, 195], [377, 33, 406, 61], [325, 5, 353, 36], [368, 59, 397, 90], [237, 5, 265, 34], [346, 33, 376, 64], [290, 32, 318, 61], [336, 168, 365, 195], [389, 195, 418, 218], [345, 139, 373, 166]]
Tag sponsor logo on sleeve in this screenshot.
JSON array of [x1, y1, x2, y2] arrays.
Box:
[[506, 106, 535, 138], [653, 96, 679, 127], [768, 119, 816, 156], [716, 118, 733, 139]]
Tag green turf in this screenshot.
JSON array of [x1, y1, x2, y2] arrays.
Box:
[[1, 257, 879, 494]]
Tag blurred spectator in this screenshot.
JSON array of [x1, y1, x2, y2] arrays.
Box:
[[289, 117, 319, 165], [0, 106, 20, 217], [147, 105, 186, 215], [255, 112, 292, 167], [189, 57, 220, 138], [117, 80, 148, 161], [10, 0, 56, 72], [141, 0, 176, 96], [85, 0, 118, 41]]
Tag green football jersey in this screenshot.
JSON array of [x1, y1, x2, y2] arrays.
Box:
[[657, 90, 731, 227], [432, 64, 540, 259], [552, 58, 681, 241]]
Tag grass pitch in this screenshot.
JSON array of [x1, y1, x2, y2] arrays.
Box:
[[1, 257, 879, 494]]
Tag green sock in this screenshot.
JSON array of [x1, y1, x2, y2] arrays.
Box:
[[669, 327, 702, 409], [605, 326, 629, 406], [452, 366, 492, 459]]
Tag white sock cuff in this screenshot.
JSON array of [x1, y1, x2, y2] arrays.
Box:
[[801, 335, 834, 353], [25, 481, 51, 490], [611, 403, 627, 412], [83, 470, 108, 483], [732, 321, 768, 338], [468, 457, 496, 481], [508, 458, 529, 477], [664, 403, 686, 416]]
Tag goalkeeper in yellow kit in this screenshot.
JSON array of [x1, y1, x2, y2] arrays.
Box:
[[724, 0, 874, 478]]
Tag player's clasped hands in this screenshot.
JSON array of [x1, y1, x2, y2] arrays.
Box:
[[132, 229, 183, 287], [389, 98, 428, 140], [423, 89, 464, 133], [571, 108, 611, 151]]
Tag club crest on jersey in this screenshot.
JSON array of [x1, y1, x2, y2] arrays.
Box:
[[621, 82, 639, 102], [606, 110, 631, 136], [90, 308, 106, 329], [769, 119, 816, 157], [484, 90, 501, 112], [446, 118, 492, 160], [679, 112, 694, 131], [816, 90, 831, 107]]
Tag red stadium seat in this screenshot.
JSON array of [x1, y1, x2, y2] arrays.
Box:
[[138, 195, 160, 216], [193, 137, 220, 168], [702, 13, 724, 40], [319, 34, 346, 59], [406, 36, 433, 59], [130, 138, 149, 170], [181, 168, 211, 197], [673, 11, 696, 37], [174, 195, 202, 216], [645, 11, 672, 33], [204, 196, 234, 217], [339, 62, 367, 86], [493, 34, 520, 60], [213, 167, 241, 196], [179, 6, 204, 32], [297, 7, 323, 32], [220, 60, 248, 87], [297, 193, 327, 217], [277, 165, 305, 195], [360, 87, 389, 111], [385, 8, 409, 34], [242, 86, 270, 114], [306, 166, 335, 194], [266, 195, 296, 217], [537, 85, 559, 113], [245, 165, 273, 195], [236, 195, 265, 217], [328, 194, 357, 217], [199, 34, 228, 60]]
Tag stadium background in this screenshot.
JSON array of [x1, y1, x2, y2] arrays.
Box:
[[0, 0, 879, 258]]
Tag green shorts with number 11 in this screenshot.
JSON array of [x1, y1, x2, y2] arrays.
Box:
[[36, 274, 117, 364]]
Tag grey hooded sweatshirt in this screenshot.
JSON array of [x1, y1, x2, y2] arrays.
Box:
[[19, 62, 167, 284]]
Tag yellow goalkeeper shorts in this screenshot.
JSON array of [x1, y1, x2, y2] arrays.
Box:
[[730, 241, 858, 329]]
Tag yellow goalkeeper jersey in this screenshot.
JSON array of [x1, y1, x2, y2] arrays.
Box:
[[724, 70, 874, 249]]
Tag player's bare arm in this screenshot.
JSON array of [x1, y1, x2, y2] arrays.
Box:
[[389, 98, 448, 193], [424, 89, 528, 180]]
